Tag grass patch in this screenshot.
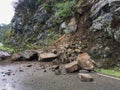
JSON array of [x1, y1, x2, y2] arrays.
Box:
[[96, 68, 120, 78], [0, 45, 15, 53]]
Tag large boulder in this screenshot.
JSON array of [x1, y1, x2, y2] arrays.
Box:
[[19, 50, 38, 60], [11, 50, 43, 61], [65, 61, 79, 73], [77, 53, 95, 70], [0, 51, 11, 60]]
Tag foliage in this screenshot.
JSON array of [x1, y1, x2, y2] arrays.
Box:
[[0, 24, 11, 42], [46, 30, 61, 45], [3, 29, 12, 44], [13, 0, 44, 11], [0, 45, 15, 52], [54, 0, 76, 23]]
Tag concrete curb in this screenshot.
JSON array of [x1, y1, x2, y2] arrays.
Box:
[[97, 73, 120, 81]]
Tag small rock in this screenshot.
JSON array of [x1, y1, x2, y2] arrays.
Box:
[[60, 22, 67, 29], [41, 65, 45, 69], [78, 73, 93, 82], [44, 70, 47, 72], [65, 17, 77, 34], [65, 61, 79, 73], [63, 73, 66, 75], [75, 49, 81, 53], [52, 65, 59, 70], [5, 71, 12, 76], [55, 69, 61, 75], [26, 65, 32, 67], [79, 70, 90, 73], [19, 70, 24, 72]]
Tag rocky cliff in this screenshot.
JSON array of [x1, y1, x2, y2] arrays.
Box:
[[5, 0, 120, 68]]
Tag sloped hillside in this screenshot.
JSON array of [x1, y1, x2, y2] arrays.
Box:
[[5, 0, 120, 68]]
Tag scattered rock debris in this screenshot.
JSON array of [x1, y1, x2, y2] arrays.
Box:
[[3, 32, 96, 81]]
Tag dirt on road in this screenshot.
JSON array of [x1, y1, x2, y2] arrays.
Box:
[[0, 61, 120, 90]]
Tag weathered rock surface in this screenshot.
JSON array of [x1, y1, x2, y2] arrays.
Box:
[[78, 73, 93, 82], [38, 52, 58, 61], [77, 53, 95, 70], [11, 53, 21, 61], [19, 50, 38, 60], [64, 17, 77, 34], [0, 51, 11, 60], [65, 61, 79, 73]]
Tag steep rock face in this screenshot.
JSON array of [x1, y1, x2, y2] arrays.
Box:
[[84, 0, 120, 68], [6, 0, 120, 68], [9, 0, 76, 50]]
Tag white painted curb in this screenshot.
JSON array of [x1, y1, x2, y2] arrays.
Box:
[[97, 73, 120, 81]]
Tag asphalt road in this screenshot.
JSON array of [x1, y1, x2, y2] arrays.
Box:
[[0, 61, 120, 90]]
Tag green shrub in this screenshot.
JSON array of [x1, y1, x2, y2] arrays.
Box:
[[54, 0, 76, 23], [3, 29, 12, 44]]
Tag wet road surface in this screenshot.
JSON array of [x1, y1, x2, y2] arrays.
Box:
[[0, 61, 120, 90]]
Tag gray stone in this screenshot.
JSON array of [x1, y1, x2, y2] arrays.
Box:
[[38, 52, 58, 61], [54, 69, 61, 75], [64, 17, 77, 34], [19, 50, 37, 60], [60, 22, 67, 30], [79, 70, 90, 73], [33, 6, 49, 24], [114, 29, 120, 42], [0, 51, 11, 60]]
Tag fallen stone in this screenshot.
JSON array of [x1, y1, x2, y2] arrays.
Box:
[[38, 52, 58, 61], [77, 53, 95, 70], [11, 53, 21, 61], [43, 70, 47, 72], [41, 65, 46, 69], [20, 50, 37, 60], [64, 17, 77, 34], [79, 70, 90, 73], [54, 69, 61, 75], [0, 51, 11, 60], [60, 22, 67, 30], [19, 70, 24, 72], [51, 65, 60, 70], [78, 73, 93, 82], [26, 65, 32, 67], [65, 61, 79, 73], [5, 71, 12, 76]]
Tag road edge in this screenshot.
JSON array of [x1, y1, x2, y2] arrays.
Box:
[[97, 73, 120, 81]]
